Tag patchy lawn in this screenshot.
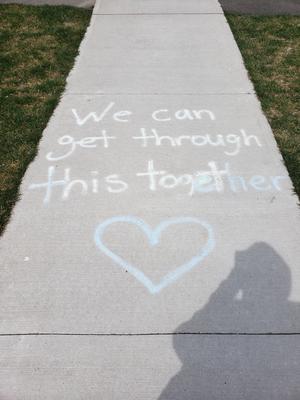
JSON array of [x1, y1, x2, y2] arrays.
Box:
[[227, 15, 300, 197], [0, 4, 91, 234]]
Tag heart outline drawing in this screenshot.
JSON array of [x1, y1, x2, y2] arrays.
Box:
[[94, 216, 215, 294]]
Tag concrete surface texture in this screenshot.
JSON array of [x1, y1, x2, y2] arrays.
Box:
[[1, 0, 300, 398]]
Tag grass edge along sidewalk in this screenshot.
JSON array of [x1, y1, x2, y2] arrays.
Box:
[[0, 8, 299, 235], [0, 4, 92, 235], [227, 14, 300, 200]]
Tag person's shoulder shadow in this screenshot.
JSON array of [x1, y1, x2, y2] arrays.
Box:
[[159, 242, 300, 400]]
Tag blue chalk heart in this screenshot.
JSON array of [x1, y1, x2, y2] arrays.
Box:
[[94, 216, 215, 294]]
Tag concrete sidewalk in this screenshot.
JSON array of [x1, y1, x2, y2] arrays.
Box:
[[1, 0, 300, 398]]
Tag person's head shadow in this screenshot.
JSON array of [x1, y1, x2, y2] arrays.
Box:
[[159, 242, 300, 400]]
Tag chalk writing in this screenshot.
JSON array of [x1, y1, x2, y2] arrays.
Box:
[[151, 108, 215, 121], [27, 99, 292, 292], [28, 166, 128, 203], [94, 216, 215, 294], [136, 160, 287, 196], [28, 162, 288, 203], [132, 128, 261, 156], [46, 131, 116, 161], [45, 127, 262, 162], [71, 105, 216, 126], [72, 102, 132, 126]]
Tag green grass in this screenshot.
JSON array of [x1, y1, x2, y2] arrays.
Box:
[[227, 15, 300, 197], [0, 4, 91, 234]]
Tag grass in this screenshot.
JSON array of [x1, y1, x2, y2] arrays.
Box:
[[0, 4, 91, 234], [227, 15, 300, 197]]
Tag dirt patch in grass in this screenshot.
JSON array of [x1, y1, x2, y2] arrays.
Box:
[[0, 4, 91, 234], [227, 15, 300, 198]]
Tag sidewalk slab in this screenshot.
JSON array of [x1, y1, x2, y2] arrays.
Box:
[[66, 14, 254, 94], [93, 0, 222, 14], [1, 93, 299, 334], [0, 335, 299, 399]]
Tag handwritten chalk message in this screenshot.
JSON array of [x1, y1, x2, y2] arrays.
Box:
[[29, 101, 288, 203], [26, 99, 290, 293]]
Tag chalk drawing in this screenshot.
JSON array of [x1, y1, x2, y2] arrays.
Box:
[[136, 160, 287, 195], [46, 132, 116, 161], [72, 103, 132, 126], [71, 105, 215, 126], [94, 216, 215, 294], [151, 108, 216, 121], [28, 162, 288, 203], [136, 160, 228, 194], [28, 166, 128, 203], [132, 128, 261, 155], [28, 101, 289, 203], [29, 166, 66, 204]]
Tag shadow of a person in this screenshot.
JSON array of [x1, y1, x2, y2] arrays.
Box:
[[159, 242, 300, 400]]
